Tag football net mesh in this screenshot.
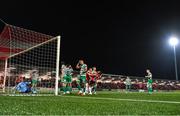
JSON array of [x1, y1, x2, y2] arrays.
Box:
[[0, 24, 60, 95]]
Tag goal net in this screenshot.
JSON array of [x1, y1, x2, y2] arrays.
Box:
[[0, 24, 60, 95]]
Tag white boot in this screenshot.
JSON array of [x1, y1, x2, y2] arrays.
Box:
[[89, 87, 92, 95], [85, 86, 88, 94], [66, 91, 70, 94]]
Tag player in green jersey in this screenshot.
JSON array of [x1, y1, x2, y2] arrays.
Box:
[[145, 69, 153, 94], [62, 64, 73, 94], [31, 70, 39, 94], [76, 60, 87, 95], [125, 77, 131, 92]]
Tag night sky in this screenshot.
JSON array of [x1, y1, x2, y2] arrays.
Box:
[[1, 0, 180, 80]]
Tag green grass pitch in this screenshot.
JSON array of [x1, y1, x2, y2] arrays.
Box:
[[0, 91, 180, 115]]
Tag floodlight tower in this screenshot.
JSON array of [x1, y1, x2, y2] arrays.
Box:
[[169, 36, 179, 81]]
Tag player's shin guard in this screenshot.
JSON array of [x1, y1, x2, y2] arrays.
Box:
[[63, 86, 66, 93], [148, 87, 153, 94], [89, 87, 92, 94], [77, 84, 81, 91], [150, 88, 153, 93], [93, 85, 97, 93], [67, 85, 72, 93], [85, 86, 88, 93], [31, 88, 34, 93], [82, 84, 86, 94], [85, 83, 89, 93], [69, 86, 72, 92], [82, 87, 86, 93]]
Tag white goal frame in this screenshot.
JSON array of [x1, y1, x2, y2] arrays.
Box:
[[2, 36, 61, 96]]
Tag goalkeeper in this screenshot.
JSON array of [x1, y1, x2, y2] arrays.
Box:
[[15, 78, 31, 93], [145, 69, 153, 94]]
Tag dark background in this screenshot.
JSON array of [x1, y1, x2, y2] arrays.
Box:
[[1, 0, 180, 79]]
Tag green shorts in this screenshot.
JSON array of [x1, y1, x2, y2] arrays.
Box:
[[63, 75, 72, 83], [32, 79, 38, 85], [147, 83, 152, 88], [148, 79, 153, 83], [80, 75, 86, 83]]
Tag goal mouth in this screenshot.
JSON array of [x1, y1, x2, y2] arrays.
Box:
[[0, 24, 61, 95]]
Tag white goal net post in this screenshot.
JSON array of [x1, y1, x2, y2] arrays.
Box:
[[0, 24, 61, 95]]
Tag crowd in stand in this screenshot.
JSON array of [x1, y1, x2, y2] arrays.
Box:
[[0, 70, 180, 91], [95, 77, 180, 91]]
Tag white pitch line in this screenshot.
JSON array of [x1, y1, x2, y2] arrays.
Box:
[[62, 95, 180, 104]]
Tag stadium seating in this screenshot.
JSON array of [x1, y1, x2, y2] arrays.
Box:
[[97, 77, 180, 90], [1, 72, 180, 91]]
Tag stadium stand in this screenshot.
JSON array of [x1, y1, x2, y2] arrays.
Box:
[[0, 70, 180, 92], [97, 74, 180, 91]]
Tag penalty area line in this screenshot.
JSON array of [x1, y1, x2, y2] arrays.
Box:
[[62, 95, 180, 104]]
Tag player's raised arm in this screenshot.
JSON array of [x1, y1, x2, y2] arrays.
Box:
[[84, 64, 88, 72], [97, 71, 102, 79], [69, 65, 73, 75], [145, 69, 152, 78], [76, 61, 80, 69]]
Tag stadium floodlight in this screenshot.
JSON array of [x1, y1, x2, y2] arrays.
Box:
[[169, 36, 179, 46], [169, 36, 179, 81]]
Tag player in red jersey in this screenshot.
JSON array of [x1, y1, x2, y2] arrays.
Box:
[[92, 69, 102, 94], [86, 68, 93, 94], [89, 67, 98, 95], [96, 71, 102, 80]]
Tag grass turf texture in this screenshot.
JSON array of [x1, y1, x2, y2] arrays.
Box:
[[0, 91, 180, 115]]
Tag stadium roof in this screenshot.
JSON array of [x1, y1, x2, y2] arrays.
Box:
[[0, 24, 54, 60]]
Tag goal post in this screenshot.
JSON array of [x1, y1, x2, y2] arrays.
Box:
[[0, 24, 61, 95], [2, 59, 7, 93], [55, 36, 61, 96]]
